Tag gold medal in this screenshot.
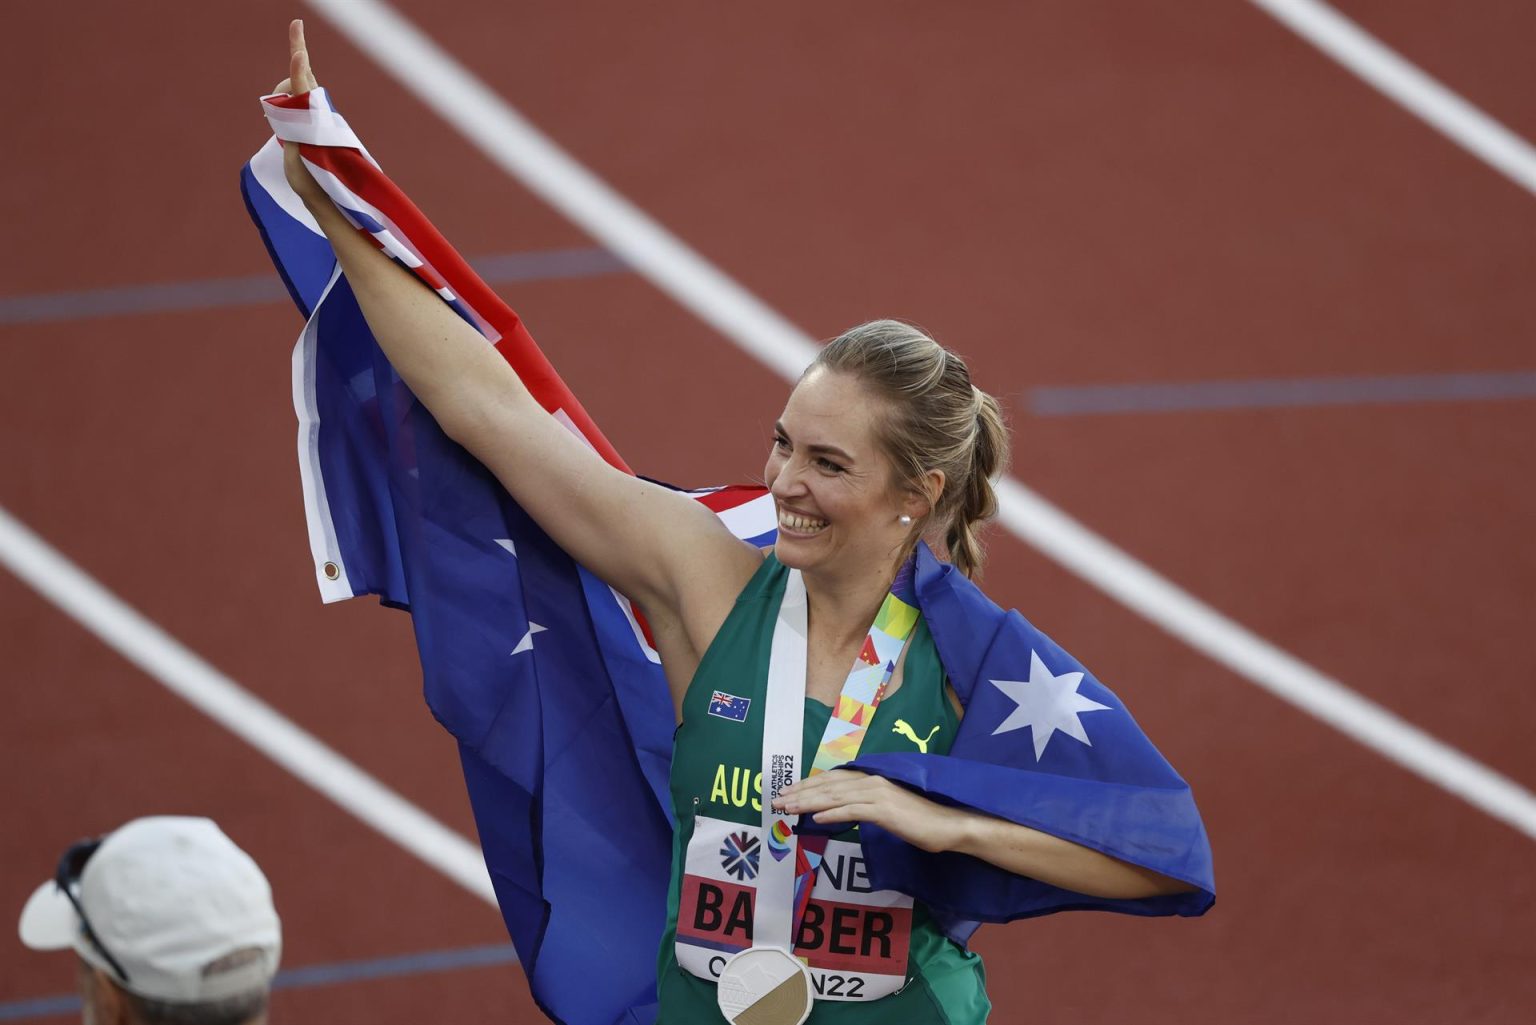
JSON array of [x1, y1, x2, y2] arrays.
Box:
[[715, 947, 813, 1025]]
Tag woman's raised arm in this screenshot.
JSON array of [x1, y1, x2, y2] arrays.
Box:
[[274, 21, 760, 636]]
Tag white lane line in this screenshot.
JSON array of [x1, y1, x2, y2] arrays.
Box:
[[302, 0, 812, 383], [996, 482, 1536, 838], [306, 0, 1536, 842], [1249, 0, 1536, 196], [0, 504, 497, 905]]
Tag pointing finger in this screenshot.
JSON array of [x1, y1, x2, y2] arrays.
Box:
[[293, 47, 315, 93], [286, 19, 316, 94]]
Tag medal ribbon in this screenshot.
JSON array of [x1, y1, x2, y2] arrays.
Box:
[[754, 556, 921, 960]]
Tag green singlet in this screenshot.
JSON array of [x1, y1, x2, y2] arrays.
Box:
[[656, 554, 990, 1024]]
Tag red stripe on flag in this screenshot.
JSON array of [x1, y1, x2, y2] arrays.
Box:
[[266, 92, 314, 112], [692, 484, 769, 513], [288, 136, 631, 474]]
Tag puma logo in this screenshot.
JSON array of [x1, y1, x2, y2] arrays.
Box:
[[892, 719, 941, 754]]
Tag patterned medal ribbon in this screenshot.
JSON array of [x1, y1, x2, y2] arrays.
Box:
[[779, 554, 920, 932]]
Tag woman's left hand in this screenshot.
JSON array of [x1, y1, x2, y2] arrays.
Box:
[[773, 769, 970, 854]]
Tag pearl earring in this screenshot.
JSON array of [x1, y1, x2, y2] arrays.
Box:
[[898, 514, 913, 526]]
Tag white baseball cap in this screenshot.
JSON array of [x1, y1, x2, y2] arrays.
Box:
[[17, 816, 282, 1004]]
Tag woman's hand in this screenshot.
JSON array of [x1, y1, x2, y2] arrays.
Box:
[[773, 769, 971, 854], [273, 19, 325, 205]]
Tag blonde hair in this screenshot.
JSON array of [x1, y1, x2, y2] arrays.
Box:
[[810, 320, 1009, 578]]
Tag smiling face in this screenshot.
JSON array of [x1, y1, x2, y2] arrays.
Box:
[[765, 368, 922, 580]]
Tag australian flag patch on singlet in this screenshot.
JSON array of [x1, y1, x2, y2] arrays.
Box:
[[708, 692, 752, 722]]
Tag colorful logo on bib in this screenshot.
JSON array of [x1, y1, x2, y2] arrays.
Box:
[[719, 831, 760, 880], [708, 691, 751, 722], [767, 819, 794, 861]]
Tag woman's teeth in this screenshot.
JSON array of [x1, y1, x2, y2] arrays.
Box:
[[779, 511, 829, 534]]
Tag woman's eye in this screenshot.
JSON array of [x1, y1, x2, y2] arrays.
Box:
[[773, 436, 790, 451], [816, 457, 845, 473]]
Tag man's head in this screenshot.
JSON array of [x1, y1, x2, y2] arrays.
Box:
[[18, 817, 281, 1025]]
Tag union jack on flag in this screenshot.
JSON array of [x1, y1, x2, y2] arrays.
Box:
[[707, 691, 751, 722]]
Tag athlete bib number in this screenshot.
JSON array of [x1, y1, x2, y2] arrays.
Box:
[[676, 815, 912, 1001]]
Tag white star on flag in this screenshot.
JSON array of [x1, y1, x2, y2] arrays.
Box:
[[990, 650, 1112, 760], [494, 539, 516, 557], [511, 623, 547, 655]]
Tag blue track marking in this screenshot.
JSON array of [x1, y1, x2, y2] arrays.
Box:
[[271, 943, 516, 989], [1028, 371, 1536, 415], [0, 944, 517, 1022], [0, 247, 628, 325]]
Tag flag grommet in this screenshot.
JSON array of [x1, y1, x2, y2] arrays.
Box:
[[322, 561, 341, 581]]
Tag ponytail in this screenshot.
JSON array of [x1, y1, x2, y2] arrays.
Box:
[[943, 388, 1007, 578]]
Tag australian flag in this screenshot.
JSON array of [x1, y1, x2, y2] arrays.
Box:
[[243, 87, 1211, 1025], [847, 544, 1215, 941], [242, 88, 774, 1025]]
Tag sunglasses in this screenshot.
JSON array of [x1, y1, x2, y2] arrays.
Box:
[[54, 838, 132, 985]]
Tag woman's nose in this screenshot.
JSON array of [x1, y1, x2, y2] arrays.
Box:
[[769, 459, 807, 498]]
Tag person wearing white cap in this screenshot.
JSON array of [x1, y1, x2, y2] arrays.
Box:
[[18, 816, 282, 1025]]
